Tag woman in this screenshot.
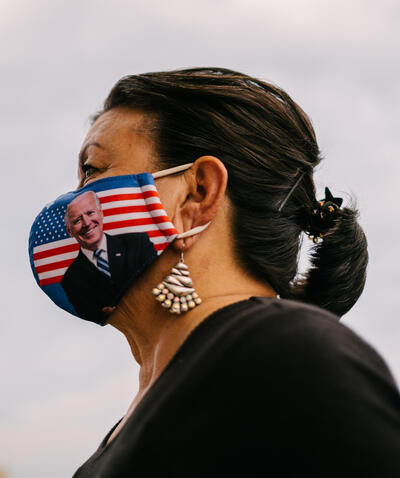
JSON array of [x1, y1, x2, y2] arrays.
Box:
[[58, 68, 400, 476]]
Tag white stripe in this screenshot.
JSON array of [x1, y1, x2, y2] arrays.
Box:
[[33, 237, 77, 254], [106, 221, 175, 231], [147, 236, 172, 244], [107, 226, 178, 237], [97, 185, 156, 197], [148, 209, 167, 217], [100, 197, 161, 210], [103, 210, 168, 223], [38, 267, 69, 280], [34, 250, 79, 267]]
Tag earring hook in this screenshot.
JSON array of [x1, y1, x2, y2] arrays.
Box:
[[180, 240, 185, 263]]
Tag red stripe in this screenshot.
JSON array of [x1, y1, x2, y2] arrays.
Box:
[[33, 243, 79, 261], [103, 216, 171, 230], [103, 203, 163, 217], [154, 242, 170, 252], [35, 258, 75, 274], [40, 275, 64, 286], [146, 229, 177, 238], [100, 191, 158, 203]]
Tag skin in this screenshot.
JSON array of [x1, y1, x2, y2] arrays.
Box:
[[78, 107, 276, 445], [65, 191, 104, 251]]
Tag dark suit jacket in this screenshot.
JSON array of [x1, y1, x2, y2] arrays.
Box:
[[61, 232, 157, 324]]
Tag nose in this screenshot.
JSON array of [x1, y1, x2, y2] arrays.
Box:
[[81, 215, 91, 227]]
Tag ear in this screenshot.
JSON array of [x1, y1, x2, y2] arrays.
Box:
[[174, 156, 228, 251]]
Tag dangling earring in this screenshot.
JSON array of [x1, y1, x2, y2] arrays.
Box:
[[152, 241, 202, 314]]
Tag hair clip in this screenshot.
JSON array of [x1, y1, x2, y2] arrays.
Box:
[[306, 187, 343, 243]]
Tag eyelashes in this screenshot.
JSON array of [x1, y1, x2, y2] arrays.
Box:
[[82, 164, 99, 179]]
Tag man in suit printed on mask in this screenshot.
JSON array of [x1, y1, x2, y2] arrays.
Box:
[[61, 191, 157, 324]]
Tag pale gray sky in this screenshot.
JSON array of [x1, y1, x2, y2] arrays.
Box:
[[1, 1, 399, 476]]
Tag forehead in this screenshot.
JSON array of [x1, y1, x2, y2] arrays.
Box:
[[80, 107, 158, 175], [68, 193, 98, 214]]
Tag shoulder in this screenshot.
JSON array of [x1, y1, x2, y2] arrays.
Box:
[[227, 297, 371, 350], [61, 250, 85, 283], [215, 297, 395, 386]]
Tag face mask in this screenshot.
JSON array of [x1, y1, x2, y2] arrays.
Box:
[[29, 163, 209, 325]]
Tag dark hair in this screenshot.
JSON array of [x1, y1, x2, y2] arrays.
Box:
[[98, 67, 368, 317]]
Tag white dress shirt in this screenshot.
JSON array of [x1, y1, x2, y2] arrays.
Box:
[[81, 234, 109, 267]]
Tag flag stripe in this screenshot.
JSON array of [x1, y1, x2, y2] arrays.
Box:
[[34, 243, 80, 261], [97, 185, 156, 197], [99, 191, 158, 203], [103, 226, 177, 237], [103, 216, 172, 230], [39, 267, 69, 280], [33, 183, 177, 286], [36, 258, 76, 274], [34, 237, 76, 254], [155, 242, 169, 252], [146, 228, 177, 237], [40, 275, 65, 286], [34, 251, 79, 267], [103, 210, 166, 223], [102, 203, 164, 216], [100, 197, 161, 209]]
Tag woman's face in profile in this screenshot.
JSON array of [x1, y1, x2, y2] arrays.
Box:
[[77, 107, 189, 227]]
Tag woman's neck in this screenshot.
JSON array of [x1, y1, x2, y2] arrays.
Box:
[[107, 241, 276, 394]]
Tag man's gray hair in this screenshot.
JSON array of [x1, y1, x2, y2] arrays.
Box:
[[64, 191, 102, 228]]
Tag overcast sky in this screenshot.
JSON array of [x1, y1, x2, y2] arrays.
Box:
[[1, 1, 399, 477]]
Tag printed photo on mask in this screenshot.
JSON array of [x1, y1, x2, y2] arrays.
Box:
[[29, 173, 178, 325]]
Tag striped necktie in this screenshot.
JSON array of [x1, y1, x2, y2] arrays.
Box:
[[94, 249, 111, 277]]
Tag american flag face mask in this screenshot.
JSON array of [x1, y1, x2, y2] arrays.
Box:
[[28, 163, 209, 325]]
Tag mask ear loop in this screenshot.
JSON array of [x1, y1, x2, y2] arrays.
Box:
[[153, 163, 194, 179], [176, 222, 211, 239]]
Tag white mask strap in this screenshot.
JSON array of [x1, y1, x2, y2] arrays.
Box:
[[176, 222, 211, 239], [153, 163, 194, 179]]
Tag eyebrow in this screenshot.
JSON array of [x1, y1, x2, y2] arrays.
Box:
[[78, 141, 105, 169]]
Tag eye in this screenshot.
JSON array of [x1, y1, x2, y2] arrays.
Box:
[[82, 164, 98, 179]]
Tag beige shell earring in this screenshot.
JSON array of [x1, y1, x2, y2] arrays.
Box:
[[152, 242, 202, 315]]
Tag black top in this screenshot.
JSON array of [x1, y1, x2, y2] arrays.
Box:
[[72, 298, 400, 477]]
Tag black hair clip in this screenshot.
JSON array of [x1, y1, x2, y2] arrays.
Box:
[[306, 187, 343, 243], [322, 187, 343, 209]]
